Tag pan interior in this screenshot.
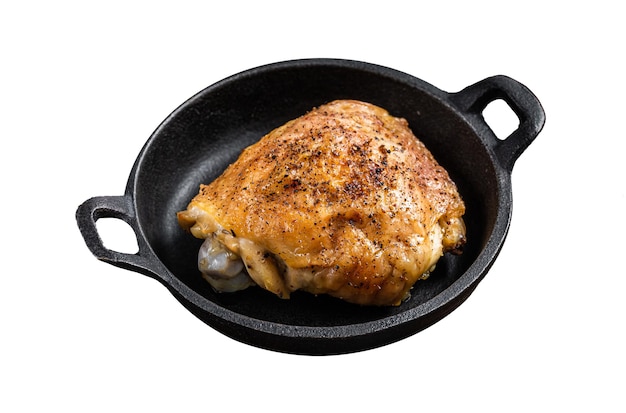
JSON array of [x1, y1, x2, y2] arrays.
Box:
[[133, 61, 499, 327]]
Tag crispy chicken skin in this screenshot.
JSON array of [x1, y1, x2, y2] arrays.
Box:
[[177, 100, 465, 306]]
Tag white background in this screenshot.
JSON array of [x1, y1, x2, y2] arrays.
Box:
[[2, 1, 624, 411]]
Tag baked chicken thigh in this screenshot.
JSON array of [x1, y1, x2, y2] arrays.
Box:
[[177, 100, 466, 306]]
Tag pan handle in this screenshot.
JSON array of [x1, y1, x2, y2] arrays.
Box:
[[76, 195, 169, 282], [451, 75, 546, 172]]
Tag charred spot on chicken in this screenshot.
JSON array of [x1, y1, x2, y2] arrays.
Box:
[[177, 100, 466, 306]]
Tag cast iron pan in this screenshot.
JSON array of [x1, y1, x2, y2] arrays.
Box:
[[76, 59, 545, 355]]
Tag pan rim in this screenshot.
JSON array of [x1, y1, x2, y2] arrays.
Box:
[[118, 58, 520, 352]]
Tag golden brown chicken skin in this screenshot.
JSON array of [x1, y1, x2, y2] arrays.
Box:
[[177, 100, 465, 306]]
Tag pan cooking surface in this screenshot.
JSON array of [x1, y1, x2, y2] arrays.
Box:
[[134, 75, 495, 329]]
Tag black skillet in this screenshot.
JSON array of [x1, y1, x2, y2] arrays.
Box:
[[76, 59, 545, 355]]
